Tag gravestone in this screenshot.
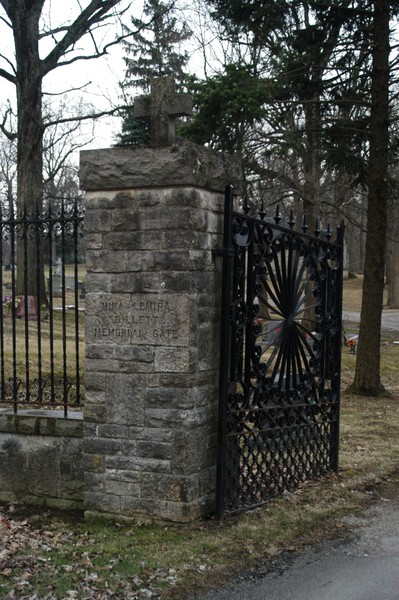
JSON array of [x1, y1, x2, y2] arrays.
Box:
[[80, 77, 241, 522]]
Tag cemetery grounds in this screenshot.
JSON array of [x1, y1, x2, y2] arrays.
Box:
[[0, 275, 399, 599], [1, 265, 85, 409]]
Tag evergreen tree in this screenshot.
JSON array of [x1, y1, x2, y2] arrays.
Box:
[[198, 0, 398, 394], [186, 1, 375, 226], [117, 0, 192, 145]]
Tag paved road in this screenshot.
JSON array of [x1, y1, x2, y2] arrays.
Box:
[[194, 484, 399, 600], [343, 309, 399, 333]]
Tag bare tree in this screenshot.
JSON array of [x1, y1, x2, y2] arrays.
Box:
[[0, 0, 136, 295], [42, 99, 94, 200], [0, 126, 17, 266], [0, 127, 16, 212]]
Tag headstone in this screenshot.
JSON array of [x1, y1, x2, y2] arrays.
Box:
[[48, 274, 62, 298], [134, 76, 192, 146], [15, 295, 38, 320]]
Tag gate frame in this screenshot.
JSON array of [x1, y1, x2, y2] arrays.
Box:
[[215, 185, 345, 519]]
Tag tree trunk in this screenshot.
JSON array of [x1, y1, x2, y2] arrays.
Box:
[[302, 97, 322, 328], [359, 208, 366, 274], [386, 198, 399, 307], [346, 221, 360, 277], [3, 182, 14, 266], [351, 0, 390, 395], [13, 2, 46, 299], [302, 99, 321, 232]]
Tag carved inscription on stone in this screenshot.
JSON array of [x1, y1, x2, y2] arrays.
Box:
[[88, 294, 190, 345]]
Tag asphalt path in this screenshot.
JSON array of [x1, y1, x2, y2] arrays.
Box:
[[194, 480, 399, 600], [343, 308, 399, 333]]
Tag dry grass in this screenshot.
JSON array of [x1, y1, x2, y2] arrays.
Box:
[[0, 312, 85, 376], [1, 266, 85, 406], [342, 273, 391, 311], [1, 373, 398, 599], [343, 274, 364, 310]]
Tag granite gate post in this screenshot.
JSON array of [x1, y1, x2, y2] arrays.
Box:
[[79, 78, 241, 522]]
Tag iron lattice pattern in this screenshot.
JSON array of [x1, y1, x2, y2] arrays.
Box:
[[217, 191, 344, 517]]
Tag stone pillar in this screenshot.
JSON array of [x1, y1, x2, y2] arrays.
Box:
[[80, 140, 241, 522]]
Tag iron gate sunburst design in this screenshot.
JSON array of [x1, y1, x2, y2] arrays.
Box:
[[216, 186, 344, 518]]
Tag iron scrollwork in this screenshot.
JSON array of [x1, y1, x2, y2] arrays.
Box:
[[217, 187, 344, 516]]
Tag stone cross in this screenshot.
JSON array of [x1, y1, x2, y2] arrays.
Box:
[[134, 76, 193, 146]]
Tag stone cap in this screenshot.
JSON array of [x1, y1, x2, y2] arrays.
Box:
[[79, 139, 242, 194]]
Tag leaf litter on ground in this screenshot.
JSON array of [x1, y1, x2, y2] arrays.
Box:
[[0, 504, 174, 599]]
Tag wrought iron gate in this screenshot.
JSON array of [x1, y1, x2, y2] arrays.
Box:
[[215, 186, 345, 518]]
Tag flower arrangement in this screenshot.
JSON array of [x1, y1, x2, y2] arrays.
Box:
[[344, 333, 358, 354], [3, 295, 21, 315]]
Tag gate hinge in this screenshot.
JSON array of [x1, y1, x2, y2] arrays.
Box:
[[212, 248, 235, 259]]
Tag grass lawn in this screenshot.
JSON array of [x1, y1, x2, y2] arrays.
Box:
[[1, 266, 85, 408], [0, 276, 398, 599]]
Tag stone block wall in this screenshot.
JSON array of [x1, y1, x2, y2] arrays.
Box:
[[0, 410, 83, 509], [80, 141, 241, 521]]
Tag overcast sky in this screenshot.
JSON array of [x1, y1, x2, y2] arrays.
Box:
[[0, 0, 216, 154], [0, 1, 147, 150]]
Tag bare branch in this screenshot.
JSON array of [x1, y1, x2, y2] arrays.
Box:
[[38, 26, 70, 40], [248, 162, 304, 198], [42, 121, 82, 153], [43, 22, 157, 72], [43, 82, 92, 96], [0, 106, 17, 141], [43, 104, 129, 130], [42, 0, 131, 75], [0, 66, 16, 84], [0, 51, 16, 74], [0, 14, 11, 28]]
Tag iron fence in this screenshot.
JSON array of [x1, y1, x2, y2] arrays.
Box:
[[0, 200, 85, 416], [215, 186, 344, 518]]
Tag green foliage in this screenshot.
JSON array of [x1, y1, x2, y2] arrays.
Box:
[[117, 0, 192, 146], [115, 108, 150, 146], [206, 0, 291, 40], [122, 0, 192, 91], [196, 1, 382, 193], [183, 66, 272, 152]]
